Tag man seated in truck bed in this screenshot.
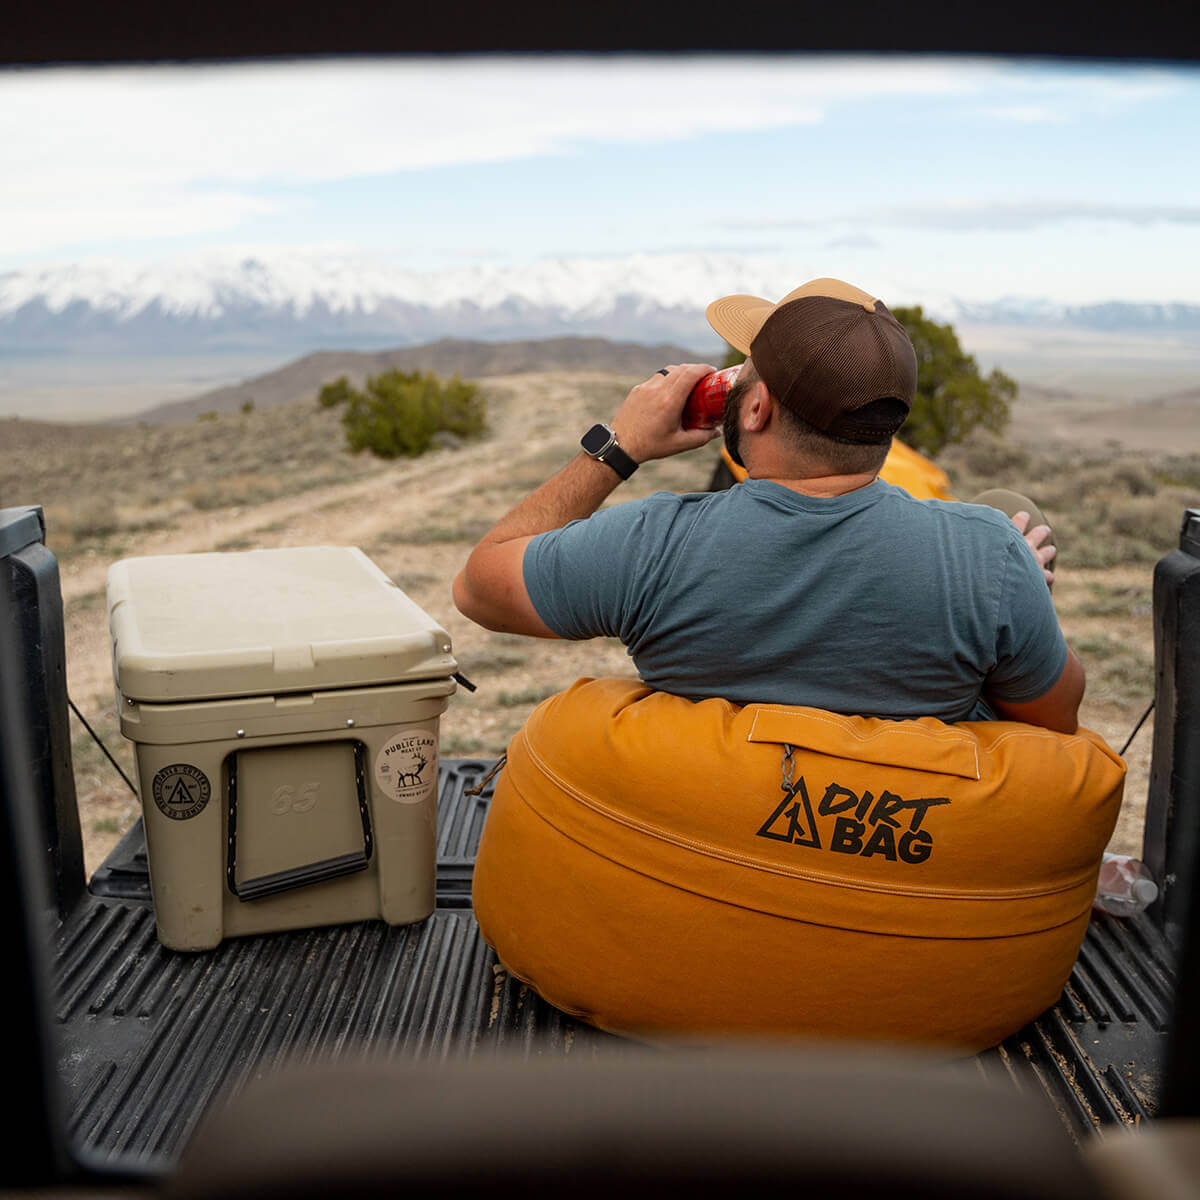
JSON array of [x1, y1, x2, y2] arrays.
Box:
[[453, 276, 1082, 734]]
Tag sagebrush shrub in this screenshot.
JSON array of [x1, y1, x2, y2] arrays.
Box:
[[958, 430, 1031, 479], [1110, 463, 1158, 497], [317, 370, 486, 458]]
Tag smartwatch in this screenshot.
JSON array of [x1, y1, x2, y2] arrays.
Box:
[[580, 423, 638, 480]]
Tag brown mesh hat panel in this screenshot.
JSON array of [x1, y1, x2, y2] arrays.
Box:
[[751, 297, 917, 444]]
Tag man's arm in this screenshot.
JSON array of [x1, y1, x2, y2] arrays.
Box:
[[450, 457, 620, 637], [452, 363, 718, 635], [983, 513, 1084, 734], [987, 645, 1086, 735]]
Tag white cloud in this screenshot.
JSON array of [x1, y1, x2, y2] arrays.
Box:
[[876, 201, 1200, 232], [0, 55, 985, 255], [721, 201, 1200, 235], [0, 194, 279, 255], [824, 234, 882, 249], [979, 104, 1061, 122], [0, 55, 982, 181], [973, 63, 1185, 125], [0, 56, 1189, 258]]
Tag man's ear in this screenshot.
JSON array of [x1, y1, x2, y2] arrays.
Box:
[[742, 381, 773, 432]]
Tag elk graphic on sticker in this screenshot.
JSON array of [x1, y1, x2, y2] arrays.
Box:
[[395, 749, 428, 789]]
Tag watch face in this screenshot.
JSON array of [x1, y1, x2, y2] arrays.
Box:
[[581, 423, 615, 456]]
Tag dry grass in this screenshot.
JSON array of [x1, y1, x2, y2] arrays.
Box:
[[7, 370, 1193, 875], [6, 400, 387, 563], [939, 433, 1198, 569]]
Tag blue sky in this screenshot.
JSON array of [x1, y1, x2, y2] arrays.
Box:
[[1, 54, 1198, 303]]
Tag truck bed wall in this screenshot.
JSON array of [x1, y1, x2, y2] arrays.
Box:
[[1145, 508, 1200, 1117], [0, 505, 81, 1184]]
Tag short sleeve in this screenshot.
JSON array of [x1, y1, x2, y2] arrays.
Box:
[[522, 494, 685, 642], [987, 536, 1068, 703]]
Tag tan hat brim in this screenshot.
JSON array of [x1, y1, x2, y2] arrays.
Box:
[[705, 295, 777, 355], [707, 278, 882, 355]]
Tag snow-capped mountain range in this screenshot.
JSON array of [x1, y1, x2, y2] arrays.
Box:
[[2, 252, 1198, 355]]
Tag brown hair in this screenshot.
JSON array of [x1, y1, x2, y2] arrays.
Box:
[[728, 358, 897, 476]]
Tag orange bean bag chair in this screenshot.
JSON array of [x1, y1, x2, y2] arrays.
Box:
[[472, 678, 1125, 1051], [723, 439, 955, 500]]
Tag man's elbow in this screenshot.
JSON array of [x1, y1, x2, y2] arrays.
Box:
[[1054, 648, 1087, 733], [989, 649, 1086, 735], [453, 541, 558, 638], [452, 563, 494, 629], [990, 696, 1079, 735], [1035, 709, 1080, 736]]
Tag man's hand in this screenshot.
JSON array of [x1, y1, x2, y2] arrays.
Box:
[[610, 363, 722, 463], [1011, 510, 1056, 588]]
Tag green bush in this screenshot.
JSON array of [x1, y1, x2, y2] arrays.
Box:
[[317, 370, 487, 458], [723, 308, 1013, 459], [892, 306, 1014, 457], [317, 376, 355, 409]]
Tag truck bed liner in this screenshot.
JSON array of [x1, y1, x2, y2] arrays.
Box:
[[58, 760, 1173, 1169]]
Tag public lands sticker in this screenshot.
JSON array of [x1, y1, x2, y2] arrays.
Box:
[[151, 763, 212, 821], [375, 731, 437, 804]]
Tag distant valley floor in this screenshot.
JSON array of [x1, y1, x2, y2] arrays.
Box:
[[3, 325, 1200, 430]]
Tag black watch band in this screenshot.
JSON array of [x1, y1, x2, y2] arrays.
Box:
[[580, 423, 638, 480]]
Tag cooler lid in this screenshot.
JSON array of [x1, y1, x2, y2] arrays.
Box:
[[108, 546, 457, 702]]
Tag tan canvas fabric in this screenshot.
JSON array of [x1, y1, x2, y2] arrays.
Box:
[[473, 678, 1125, 1049]]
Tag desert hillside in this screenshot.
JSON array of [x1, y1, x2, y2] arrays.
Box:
[[118, 336, 709, 425], [4, 368, 1196, 876]]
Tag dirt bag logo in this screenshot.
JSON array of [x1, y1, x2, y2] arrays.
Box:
[[757, 777, 950, 864], [151, 763, 212, 821]]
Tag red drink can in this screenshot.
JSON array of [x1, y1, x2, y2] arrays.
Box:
[[682, 365, 741, 429]]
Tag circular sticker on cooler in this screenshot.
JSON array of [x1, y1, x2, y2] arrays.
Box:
[[375, 731, 438, 803], [151, 763, 212, 821]]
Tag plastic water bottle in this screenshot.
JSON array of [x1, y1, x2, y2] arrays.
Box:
[[1093, 852, 1159, 917]]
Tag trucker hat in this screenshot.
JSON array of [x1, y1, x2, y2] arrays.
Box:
[[706, 278, 918, 445]]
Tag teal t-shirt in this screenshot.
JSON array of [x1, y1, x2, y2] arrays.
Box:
[[522, 478, 1066, 723]]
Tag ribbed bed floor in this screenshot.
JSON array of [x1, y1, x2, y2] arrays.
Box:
[[56, 759, 1173, 1168]]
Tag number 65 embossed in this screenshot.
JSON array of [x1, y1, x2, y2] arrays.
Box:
[[270, 782, 320, 815]]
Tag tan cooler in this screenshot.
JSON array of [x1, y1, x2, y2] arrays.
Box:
[[107, 546, 457, 951]]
